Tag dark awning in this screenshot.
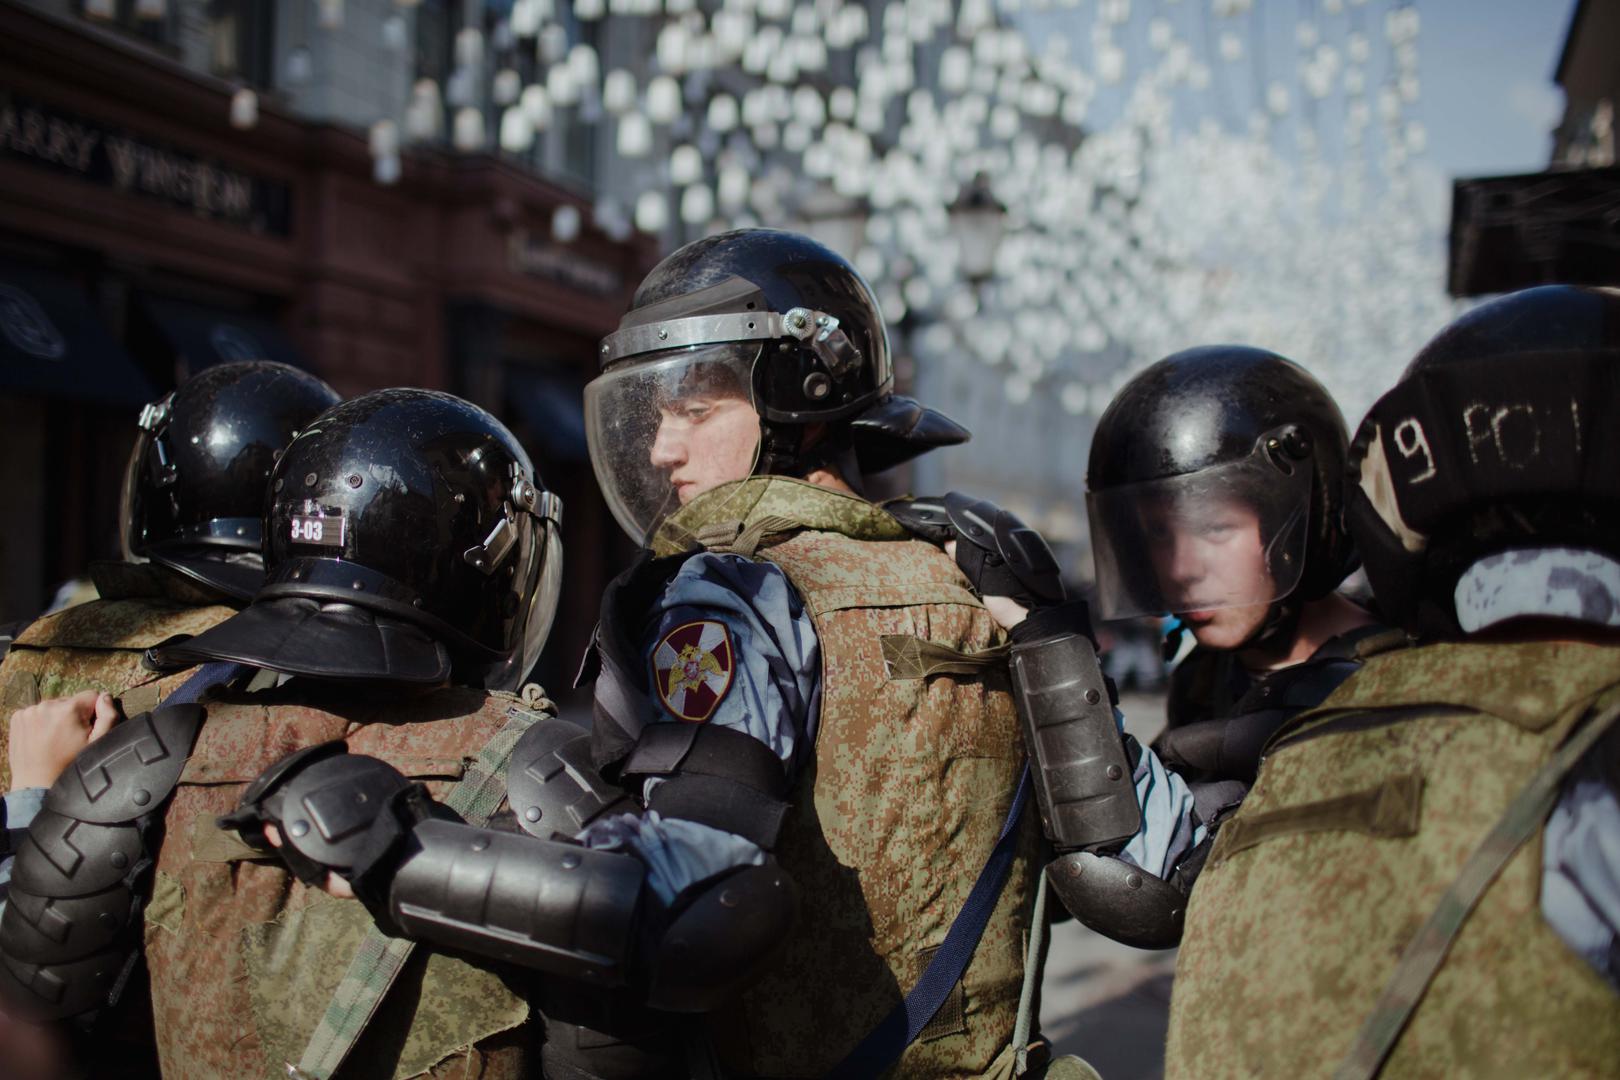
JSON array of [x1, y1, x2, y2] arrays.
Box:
[[142, 295, 310, 372], [1448, 167, 1620, 297], [506, 366, 589, 462], [0, 261, 155, 407]]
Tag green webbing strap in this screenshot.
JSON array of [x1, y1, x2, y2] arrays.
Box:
[[293, 705, 545, 1080], [1012, 868, 1050, 1076], [1333, 699, 1620, 1080]]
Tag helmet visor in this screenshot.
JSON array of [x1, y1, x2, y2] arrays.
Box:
[[1087, 444, 1312, 620], [584, 344, 763, 543]]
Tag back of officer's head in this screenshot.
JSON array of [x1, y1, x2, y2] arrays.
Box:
[[1347, 285, 1620, 638]]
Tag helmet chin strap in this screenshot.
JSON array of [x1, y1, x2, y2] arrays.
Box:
[[1242, 596, 1304, 657], [753, 419, 862, 495]]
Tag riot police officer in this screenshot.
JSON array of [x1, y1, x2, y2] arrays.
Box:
[[0, 360, 340, 785], [223, 229, 1204, 1079], [0, 388, 565, 1080], [1086, 347, 1387, 835], [0, 361, 337, 1074], [1166, 286, 1620, 1078]]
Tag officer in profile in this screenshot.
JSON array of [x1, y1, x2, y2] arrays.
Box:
[[1166, 286, 1620, 1078], [1085, 348, 1387, 839], [0, 388, 566, 1079], [222, 229, 1204, 1079]]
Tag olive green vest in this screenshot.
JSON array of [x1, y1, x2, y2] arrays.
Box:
[[656, 479, 1041, 1080], [0, 595, 234, 790], [144, 683, 541, 1080], [1167, 640, 1620, 1080]]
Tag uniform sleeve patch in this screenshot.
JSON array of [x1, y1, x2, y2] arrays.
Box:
[[651, 620, 735, 723]]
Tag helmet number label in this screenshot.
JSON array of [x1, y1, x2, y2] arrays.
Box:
[[289, 509, 346, 548]]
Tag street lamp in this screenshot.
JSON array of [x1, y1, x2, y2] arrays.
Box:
[[950, 173, 1007, 283]]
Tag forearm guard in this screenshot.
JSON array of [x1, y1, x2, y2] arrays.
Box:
[[0, 705, 204, 1020], [1009, 611, 1141, 852], [226, 725, 797, 1011], [390, 819, 644, 983]]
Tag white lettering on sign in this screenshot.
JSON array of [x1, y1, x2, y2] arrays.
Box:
[[1391, 417, 1436, 483], [289, 512, 344, 547], [1463, 399, 1545, 471]]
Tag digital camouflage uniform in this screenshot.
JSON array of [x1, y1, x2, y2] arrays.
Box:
[[1166, 639, 1620, 1079], [143, 681, 547, 1080], [644, 478, 1043, 1079], [0, 565, 236, 792]]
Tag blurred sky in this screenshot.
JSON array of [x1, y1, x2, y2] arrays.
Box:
[[1416, 0, 1577, 179]]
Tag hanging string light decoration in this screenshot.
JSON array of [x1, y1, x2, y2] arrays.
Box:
[[279, 0, 1453, 440]]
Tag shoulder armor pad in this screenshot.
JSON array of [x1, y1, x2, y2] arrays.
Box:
[[507, 717, 632, 840], [943, 492, 1065, 605], [44, 705, 205, 825], [11, 812, 145, 897], [884, 496, 955, 545]]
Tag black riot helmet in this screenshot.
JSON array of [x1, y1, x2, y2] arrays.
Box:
[[1086, 346, 1358, 632], [120, 361, 341, 603], [1347, 285, 1620, 638], [585, 228, 967, 541], [156, 389, 563, 691]]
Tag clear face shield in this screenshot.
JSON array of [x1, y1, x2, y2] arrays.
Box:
[[584, 344, 764, 543], [1087, 439, 1313, 621], [118, 394, 175, 562]]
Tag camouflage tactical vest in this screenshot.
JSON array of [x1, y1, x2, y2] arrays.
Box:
[[655, 478, 1041, 1080], [0, 594, 234, 791], [1166, 640, 1620, 1080], [142, 683, 543, 1080]]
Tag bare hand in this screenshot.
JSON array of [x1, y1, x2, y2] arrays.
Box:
[[263, 822, 356, 899], [9, 691, 120, 791], [945, 540, 1030, 630]]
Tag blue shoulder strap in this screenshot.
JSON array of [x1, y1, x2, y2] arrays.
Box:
[[826, 765, 1032, 1080], [156, 660, 251, 707]]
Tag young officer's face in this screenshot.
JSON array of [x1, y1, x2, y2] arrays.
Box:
[[648, 392, 761, 505], [1142, 497, 1272, 650]]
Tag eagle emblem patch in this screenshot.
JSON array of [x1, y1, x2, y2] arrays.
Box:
[[652, 620, 735, 722]]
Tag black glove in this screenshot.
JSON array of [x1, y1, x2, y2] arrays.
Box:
[[888, 492, 1065, 608], [219, 743, 429, 927]]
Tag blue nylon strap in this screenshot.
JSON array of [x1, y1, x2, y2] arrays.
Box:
[[826, 765, 1032, 1080], [156, 661, 251, 707]]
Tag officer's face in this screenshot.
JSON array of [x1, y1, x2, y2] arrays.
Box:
[[1142, 497, 1272, 650], [648, 392, 761, 505]]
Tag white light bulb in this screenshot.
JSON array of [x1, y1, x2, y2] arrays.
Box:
[[452, 107, 485, 152], [646, 76, 682, 124], [499, 106, 534, 152], [492, 69, 522, 106], [634, 190, 669, 233], [680, 184, 715, 224], [617, 113, 652, 158], [552, 203, 582, 242], [229, 88, 258, 130], [670, 144, 704, 185]]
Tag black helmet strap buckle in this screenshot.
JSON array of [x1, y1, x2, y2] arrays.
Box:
[[462, 465, 564, 577], [136, 394, 179, 489]]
